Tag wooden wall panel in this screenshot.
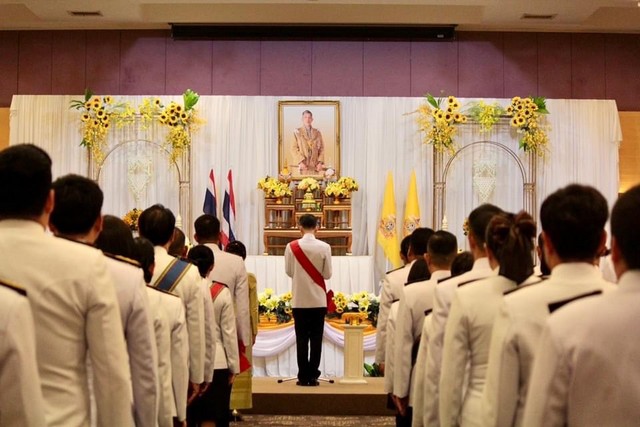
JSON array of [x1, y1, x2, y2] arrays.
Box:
[[52, 31, 86, 95], [18, 31, 52, 94], [119, 30, 167, 95], [211, 41, 261, 95], [503, 32, 538, 98], [85, 31, 121, 94], [619, 112, 640, 192], [605, 34, 640, 112], [363, 42, 411, 96], [260, 41, 312, 96], [571, 34, 606, 99], [537, 33, 572, 99], [458, 32, 504, 97], [312, 41, 363, 96], [410, 41, 458, 97], [166, 39, 212, 95], [0, 32, 19, 106]]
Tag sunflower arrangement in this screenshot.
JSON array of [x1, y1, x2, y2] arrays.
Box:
[[506, 96, 550, 155], [467, 101, 506, 132], [70, 89, 135, 163], [257, 176, 292, 198], [332, 291, 380, 326], [416, 94, 467, 154], [122, 208, 142, 231], [158, 89, 203, 162], [258, 289, 293, 323], [297, 177, 320, 192]]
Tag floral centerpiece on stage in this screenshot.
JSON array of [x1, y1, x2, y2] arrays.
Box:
[[467, 101, 506, 132], [506, 96, 549, 155], [70, 89, 135, 163], [158, 89, 203, 162], [123, 208, 142, 231], [331, 291, 380, 326], [324, 176, 359, 200], [416, 94, 467, 153], [258, 289, 293, 323], [257, 176, 292, 200], [297, 177, 320, 192]]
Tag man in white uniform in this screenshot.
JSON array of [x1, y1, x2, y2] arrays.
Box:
[[139, 204, 206, 413], [393, 231, 457, 421], [50, 175, 159, 427], [376, 229, 433, 374], [0, 144, 132, 427], [422, 204, 502, 427], [285, 214, 333, 386], [522, 185, 640, 427], [482, 185, 615, 427], [0, 280, 46, 427]]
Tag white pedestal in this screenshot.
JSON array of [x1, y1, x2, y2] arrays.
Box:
[[339, 324, 368, 384]]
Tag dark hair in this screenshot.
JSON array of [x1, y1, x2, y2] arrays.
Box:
[[302, 110, 313, 117], [611, 185, 640, 270], [400, 235, 412, 260], [406, 258, 430, 285], [95, 215, 137, 260], [133, 237, 155, 284], [187, 245, 215, 279], [486, 211, 536, 284], [50, 174, 103, 235], [540, 184, 608, 261], [427, 230, 458, 267], [537, 233, 551, 276], [451, 251, 474, 277], [410, 227, 435, 257], [0, 144, 52, 218], [168, 228, 186, 258], [299, 214, 318, 229], [194, 214, 220, 241], [468, 204, 504, 247], [138, 204, 176, 246], [226, 240, 247, 260]]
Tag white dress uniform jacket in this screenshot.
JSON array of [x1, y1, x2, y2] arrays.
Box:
[[104, 256, 158, 427], [520, 271, 634, 427], [0, 284, 46, 427], [0, 220, 133, 427], [413, 312, 433, 427], [439, 274, 534, 427], [482, 263, 615, 427], [212, 285, 240, 373], [423, 257, 494, 427], [375, 261, 415, 364], [145, 287, 174, 427], [394, 270, 451, 403], [199, 277, 216, 382], [384, 301, 400, 394], [284, 233, 333, 308], [152, 246, 205, 384], [205, 244, 251, 345]]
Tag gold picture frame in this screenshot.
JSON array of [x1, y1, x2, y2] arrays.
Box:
[[278, 100, 340, 179]]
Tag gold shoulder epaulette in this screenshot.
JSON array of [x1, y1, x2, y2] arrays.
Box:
[[0, 279, 27, 297], [146, 284, 179, 298], [103, 252, 141, 268]]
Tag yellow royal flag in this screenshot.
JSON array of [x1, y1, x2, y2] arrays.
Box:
[[403, 170, 421, 236], [377, 172, 402, 268]]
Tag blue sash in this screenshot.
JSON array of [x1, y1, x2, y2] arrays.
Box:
[[153, 258, 191, 293]]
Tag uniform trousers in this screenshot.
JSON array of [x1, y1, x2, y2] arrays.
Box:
[[187, 368, 232, 427], [292, 307, 327, 383]]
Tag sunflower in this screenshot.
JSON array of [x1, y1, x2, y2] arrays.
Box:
[[84, 101, 93, 109], [180, 112, 188, 121], [512, 96, 521, 103], [154, 98, 162, 106], [159, 113, 168, 123], [448, 96, 455, 104], [445, 113, 453, 122], [435, 110, 445, 120], [175, 104, 183, 113], [510, 117, 519, 127], [523, 109, 532, 117], [81, 113, 90, 122], [516, 116, 526, 126], [103, 96, 113, 104], [96, 109, 105, 118]]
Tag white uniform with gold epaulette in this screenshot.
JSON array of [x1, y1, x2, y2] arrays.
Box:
[[375, 261, 415, 365], [0, 220, 132, 427], [482, 263, 615, 427], [103, 254, 158, 427], [198, 277, 216, 383], [522, 270, 640, 427], [0, 282, 46, 427], [152, 247, 205, 387]]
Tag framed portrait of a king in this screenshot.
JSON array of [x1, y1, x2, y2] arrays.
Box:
[[278, 100, 340, 179]]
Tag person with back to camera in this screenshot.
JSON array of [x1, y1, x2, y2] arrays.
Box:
[[285, 214, 333, 386]]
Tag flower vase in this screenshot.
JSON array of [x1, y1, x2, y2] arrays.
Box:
[[275, 197, 283, 204]]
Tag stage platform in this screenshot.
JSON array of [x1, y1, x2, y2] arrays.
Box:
[[245, 377, 394, 416]]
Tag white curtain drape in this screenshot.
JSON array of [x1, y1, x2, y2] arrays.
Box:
[[10, 96, 621, 279]]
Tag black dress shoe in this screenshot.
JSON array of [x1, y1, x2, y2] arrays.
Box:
[[296, 380, 307, 386], [308, 379, 320, 386]]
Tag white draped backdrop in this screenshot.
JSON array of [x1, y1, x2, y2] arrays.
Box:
[[10, 95, 621, 377]]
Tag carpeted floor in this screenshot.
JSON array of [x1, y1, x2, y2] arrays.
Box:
[[231, 415, 395, 426]]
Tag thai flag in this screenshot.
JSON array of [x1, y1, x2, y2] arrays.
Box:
[[203, 169, 217, 217], [221, 169, 236, 248]]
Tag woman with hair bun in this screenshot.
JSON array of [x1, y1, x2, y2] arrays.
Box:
[[438, 211, 538, 427]]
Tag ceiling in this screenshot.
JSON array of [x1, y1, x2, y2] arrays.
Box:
[[0, 0, 639, 33]]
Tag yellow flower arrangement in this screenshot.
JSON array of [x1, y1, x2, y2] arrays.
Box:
[[506, 96, 550, 156], [122, 208, 142, 231], [70, 89, 135, 163], [257, 176, 292, 198], [138, 97, 164, 129], [416, 94, 467, 154], [297, 177, 320, 192], [467, 101, 506, 132], [324, 176, 359, 197], [331, 291, 380, 326], [158, 89, 204, 162]]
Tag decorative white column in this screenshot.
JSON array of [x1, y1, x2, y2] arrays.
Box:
[[339, 325, 368, 384]]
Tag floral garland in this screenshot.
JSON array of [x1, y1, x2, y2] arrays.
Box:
[[324, 176, 359, 197], [122, 208, 142, 231], [467, 101, 505, 132], [416, 94, 467, 154], [506, 96, 549, 156], [157, 89, 203, 162], [257, 176, 292, 198], [297, 177, 320, 192], [70, 90, 135, 163]]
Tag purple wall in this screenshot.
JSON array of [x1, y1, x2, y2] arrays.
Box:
[[1, 30, 639, 110]]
